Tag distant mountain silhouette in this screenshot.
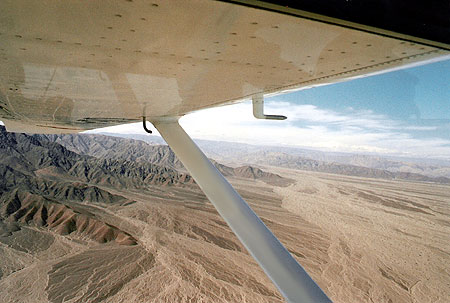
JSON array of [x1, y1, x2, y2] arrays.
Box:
[[233, 151, 450, 184]]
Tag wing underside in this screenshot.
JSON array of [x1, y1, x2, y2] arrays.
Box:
[[0, 0, 448, 133]]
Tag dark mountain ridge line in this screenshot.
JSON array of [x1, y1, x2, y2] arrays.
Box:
[[42, 132, 293, 187], [41, 133, 184, 170], [0, 126, 196, 190]]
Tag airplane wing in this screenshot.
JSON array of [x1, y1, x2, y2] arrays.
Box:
[[1, 0, 448, 133], [1, 1, 448, 302]]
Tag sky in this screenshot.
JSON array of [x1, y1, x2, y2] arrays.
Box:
[[91, 58, 450, 159]]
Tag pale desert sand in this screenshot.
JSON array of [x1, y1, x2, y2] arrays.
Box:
[[1, 169, 449, 302], [272, 167, 450, 303]]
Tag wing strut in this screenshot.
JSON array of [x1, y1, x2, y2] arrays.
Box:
[[152, 117, 331, 303]]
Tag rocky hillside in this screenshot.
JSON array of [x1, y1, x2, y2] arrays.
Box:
[[0, 127, 292, 246], [1, 127, 194, 189], [1, 188, 136, 245], [0, 127, 295, 302], [42, 133, 184, 169], [213, 161, 292, 186], [0, 126, 194, 245], [46, 132, 292, 186]]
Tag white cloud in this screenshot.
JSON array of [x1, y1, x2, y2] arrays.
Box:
[[179, 101, 450, 157], [268, 101, 396, 130], [403, 126, 438, 131]]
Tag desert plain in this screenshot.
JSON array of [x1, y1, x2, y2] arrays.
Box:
[[1, 164, 449, 303], [1, 129, 449, 303]]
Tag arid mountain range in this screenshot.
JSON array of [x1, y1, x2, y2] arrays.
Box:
[[77, 132, 450, 183], [40, 132, 292, 186], [0, 126, 292, 302], [99, 132, 450, 175], [0, 127, 288, 247], [0, 126, 449, 302], [227, 150, 450, 183], [0, 127, 196, 247]]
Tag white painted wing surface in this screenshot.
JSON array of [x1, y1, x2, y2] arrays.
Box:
[[0, 0, 448, 132]]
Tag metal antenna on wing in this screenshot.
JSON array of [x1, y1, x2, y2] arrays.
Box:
[[252, 94, 287, 120]]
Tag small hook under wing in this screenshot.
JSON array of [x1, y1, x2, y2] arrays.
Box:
[[142, 117, 152, 134], [252, 94, 287, 120]]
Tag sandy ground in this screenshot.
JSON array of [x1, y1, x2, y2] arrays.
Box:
[[271, 167, 450, 303], [1, 170, 449, 302]]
